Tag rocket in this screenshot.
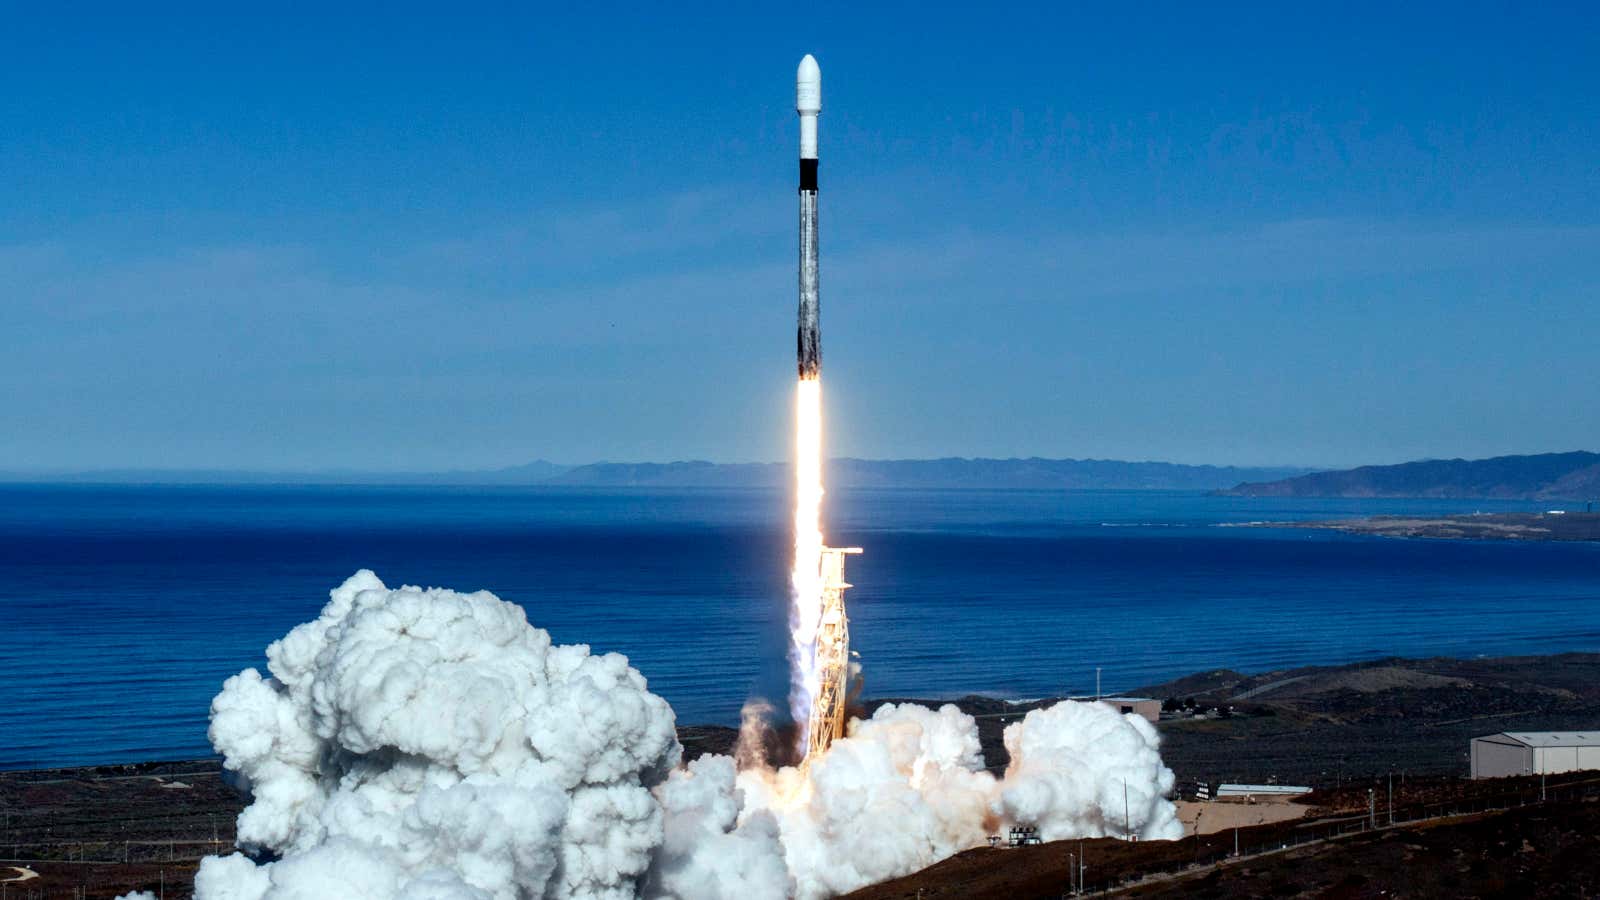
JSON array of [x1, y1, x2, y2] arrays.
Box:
[[796, 54, 821, 380]]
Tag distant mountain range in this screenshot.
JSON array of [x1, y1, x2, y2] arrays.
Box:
[[0, 460, 576, 486], [15, 451, 1600, 499], [0, 458, 1312, 491], [1221, 451, 1600, 500]]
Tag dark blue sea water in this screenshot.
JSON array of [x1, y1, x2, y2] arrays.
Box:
[[2, 484, 1596, 771]]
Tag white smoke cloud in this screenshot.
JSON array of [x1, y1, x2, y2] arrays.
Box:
[[734, 703, 1000, 899], [192, 570, 678, 900], [183, 572, 1180, 900], [645, 755, 791, 900], [696, 700, 1181, 900], [998, 702, 1181, 841]]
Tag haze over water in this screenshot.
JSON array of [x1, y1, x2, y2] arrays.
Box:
[[3, 484, 1596, 771]]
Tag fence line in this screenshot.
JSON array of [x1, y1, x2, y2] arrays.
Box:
[[1, 837, 229, 865], [1071, 779, 1600, 896]]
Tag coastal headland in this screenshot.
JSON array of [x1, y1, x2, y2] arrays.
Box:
[[1245, 512, 1600, 542]]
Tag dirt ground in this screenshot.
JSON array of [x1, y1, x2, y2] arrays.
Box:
[[1123, 798, 1600, 899], [0, 760, 236, 898], [1140, 652, 1600, 787], [847, 782, 1600, 899], [1175, 799, 1308, 835]]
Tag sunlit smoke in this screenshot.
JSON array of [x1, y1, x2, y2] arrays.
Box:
[[178, 572, 1182, 900], [722, 700, 1182, 899], [788, 376, 825, 756], [186, 571, 682, 900]]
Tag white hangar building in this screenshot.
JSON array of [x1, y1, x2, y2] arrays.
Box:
[[1470, 732, 1600, 779]]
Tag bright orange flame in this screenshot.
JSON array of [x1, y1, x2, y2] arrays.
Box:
[[789, 377, 824, 755]]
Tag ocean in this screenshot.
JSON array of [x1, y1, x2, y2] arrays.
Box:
[[2, 484, 1595, 771]]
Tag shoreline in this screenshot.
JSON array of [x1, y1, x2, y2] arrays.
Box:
[[8, 650, 1598, 780], [9, 648, 1600, 776]]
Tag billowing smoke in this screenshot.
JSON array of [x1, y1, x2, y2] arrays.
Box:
[[699, 701, 1180, 900], [997, 701, 1180, 841], [177, 572, 1180, 900], [189, 570, 679, 899], [644, 755, 791, 900]]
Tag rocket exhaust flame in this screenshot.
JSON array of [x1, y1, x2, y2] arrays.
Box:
[[787, 377, 858, 761], [788, 377, 824, 751]]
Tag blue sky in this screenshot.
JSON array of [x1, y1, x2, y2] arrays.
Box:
[[4, 3, 1597, 470]]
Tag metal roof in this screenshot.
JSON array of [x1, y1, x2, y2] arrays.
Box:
[[1487, 732, 1600, 748], [1216, 784, 1312, 796]]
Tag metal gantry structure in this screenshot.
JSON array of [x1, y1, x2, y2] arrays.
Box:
[[804, 545, 861, 759]]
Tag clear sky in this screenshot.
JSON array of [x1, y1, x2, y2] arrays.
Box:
[[4, 3, 1597, 471]]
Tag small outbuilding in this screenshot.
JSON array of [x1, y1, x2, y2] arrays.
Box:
[[1470, 732, 1600, 779], [1071, 696, 1160, 723]]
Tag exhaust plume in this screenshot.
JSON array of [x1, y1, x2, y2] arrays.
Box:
[[788, 377, 825, 754], [179, 572, 1180, 900]]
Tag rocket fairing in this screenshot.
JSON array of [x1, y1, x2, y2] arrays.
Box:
[[797, 54, 821, 380]]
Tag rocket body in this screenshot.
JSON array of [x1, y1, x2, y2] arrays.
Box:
[[797, 55, 821, 380], [798, 190, 819, 378]]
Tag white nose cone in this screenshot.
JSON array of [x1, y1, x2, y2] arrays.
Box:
[[796, 54, 821, 114]]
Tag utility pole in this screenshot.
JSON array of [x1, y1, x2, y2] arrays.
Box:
[[1387, 772, 1394, 826], [1368, 789, 1376, 830], [1079, 840, 1085, 892], [1233, 826, 1239, 857], [1095, 668, 1102, 701], [1068, 852, 1075, 895], [1541, 771, 1547, 802], [1124, 780, 1132, 839]]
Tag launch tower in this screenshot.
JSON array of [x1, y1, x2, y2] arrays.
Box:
[[804, 545, 861, 757]]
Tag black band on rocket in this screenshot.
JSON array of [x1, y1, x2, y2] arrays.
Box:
[[799, 158, 818, 192]]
